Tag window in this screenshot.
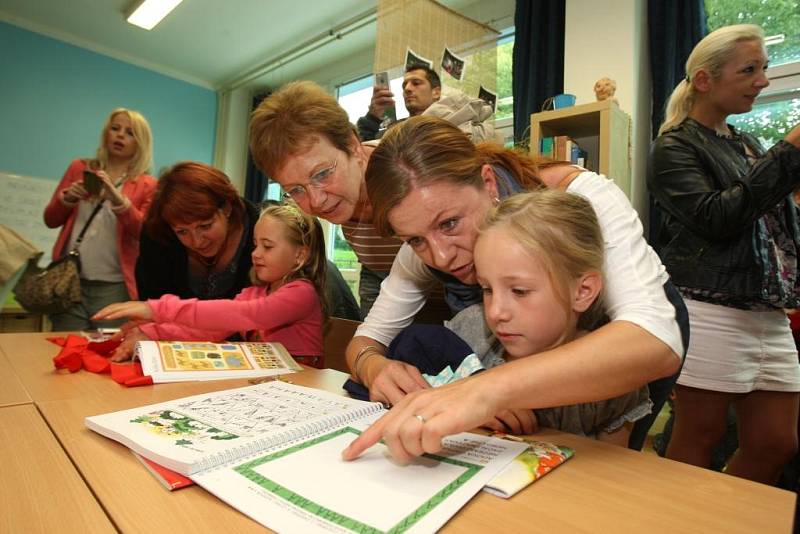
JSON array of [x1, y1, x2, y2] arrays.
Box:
[[495, 33, 514, 121], [705, 0, 800, 147], [706, 0, 800, 67], [729, 96, 800, 148]]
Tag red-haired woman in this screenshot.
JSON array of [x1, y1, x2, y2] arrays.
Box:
[[110, 162, 260, 360], [136, 161, 257, 302]]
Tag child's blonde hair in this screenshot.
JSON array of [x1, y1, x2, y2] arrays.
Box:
[[659, 24, 764, 135], [479, 189, 605, 330], [252, 202, 328, 316]]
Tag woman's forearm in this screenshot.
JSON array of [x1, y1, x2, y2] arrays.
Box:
[[345, 335, 388, 383], [491, 320, 679, 410]]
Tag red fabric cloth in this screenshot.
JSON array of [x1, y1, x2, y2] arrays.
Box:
[[49, 334, 151, 386], [110, 361, 152, 386]]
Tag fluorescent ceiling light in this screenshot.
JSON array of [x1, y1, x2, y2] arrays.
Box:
[[126, 0, 183, 30]]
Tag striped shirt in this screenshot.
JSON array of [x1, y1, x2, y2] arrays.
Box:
[[340, 219, 403, 273]]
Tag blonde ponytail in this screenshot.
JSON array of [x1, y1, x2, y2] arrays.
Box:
[[659, 79, 695, 135], [657, 24, 764, 136]]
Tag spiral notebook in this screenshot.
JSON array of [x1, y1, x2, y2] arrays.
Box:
[[86, 381, 526, 533]]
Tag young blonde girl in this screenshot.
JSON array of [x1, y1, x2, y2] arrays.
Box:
[[94, 204, 328, 368], [469, 189, 651, 445]]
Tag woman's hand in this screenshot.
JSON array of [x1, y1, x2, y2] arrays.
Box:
[[95, 170, 128, 208], [342, 372, 502, 463], [364, 358, 431, 406], [481, 408, 538, 435], [61, 181, 88, 205], [93, 301, 153, 322], [109, 324, 151, 362]]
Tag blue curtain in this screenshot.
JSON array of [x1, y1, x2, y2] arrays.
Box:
[[646, 0, 706, 247], [648, 0, 707, 139], [244, 91, 271, 205], [512, 0, 566, 143]]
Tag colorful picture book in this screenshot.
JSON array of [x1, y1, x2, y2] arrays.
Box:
[[483, 435, 575, 498], [85, 381, 527, 534], [133, 340, 302, 383]]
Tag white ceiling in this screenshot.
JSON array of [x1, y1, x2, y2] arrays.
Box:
[[0, 0, 508, 91]]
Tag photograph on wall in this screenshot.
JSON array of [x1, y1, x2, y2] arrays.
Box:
[[405, 47, 433, 71], [441, 47, 466, 81], [478, 85, 497, 113]]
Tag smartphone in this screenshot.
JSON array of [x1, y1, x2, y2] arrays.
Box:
[[83, 170, 102, 196], [375, 71, 390, 89], [374, 71, 396, 123]]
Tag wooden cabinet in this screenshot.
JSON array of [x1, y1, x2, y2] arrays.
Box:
[[0, 307, 45, 333], [530, 99, 632, 197]]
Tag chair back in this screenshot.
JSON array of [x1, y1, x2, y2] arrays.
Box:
[[323, 317, 361, 373]]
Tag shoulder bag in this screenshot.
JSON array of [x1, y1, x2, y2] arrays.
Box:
[[14, 202, 105, 314]]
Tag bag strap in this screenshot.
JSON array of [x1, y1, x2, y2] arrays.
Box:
[[67, 201, 105, 255]]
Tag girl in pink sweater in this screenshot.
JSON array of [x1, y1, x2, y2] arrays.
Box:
[[94, 204, 327, 368]]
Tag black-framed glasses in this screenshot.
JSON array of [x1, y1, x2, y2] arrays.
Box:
[[281, 159, 338, 201]]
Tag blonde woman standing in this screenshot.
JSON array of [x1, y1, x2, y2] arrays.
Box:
[[648, 24, 800, 483], [43, 108, 156, 331]]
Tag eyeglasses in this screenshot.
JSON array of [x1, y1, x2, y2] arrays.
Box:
[[281, 159, 338, 201]]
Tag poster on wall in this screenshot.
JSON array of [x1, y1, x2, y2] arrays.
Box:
[[441, 47, 465, 81], [0, 172, 59, 266], [478, 85, 497, 113], [405, 47, 433, 71]]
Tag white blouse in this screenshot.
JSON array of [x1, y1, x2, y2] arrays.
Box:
[[355, 171, 684, 358]]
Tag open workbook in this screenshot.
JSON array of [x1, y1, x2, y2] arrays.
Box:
[[86, 381, 527, 533], [133, 340, 302, 383]]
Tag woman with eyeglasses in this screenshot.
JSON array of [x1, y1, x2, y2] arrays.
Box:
[[250, 81, 408, 318]]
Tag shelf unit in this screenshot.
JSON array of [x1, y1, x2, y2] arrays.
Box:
[[530, 99, 632, 197]]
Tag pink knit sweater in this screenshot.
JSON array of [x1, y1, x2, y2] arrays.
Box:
[[139, 280, 324, 365]]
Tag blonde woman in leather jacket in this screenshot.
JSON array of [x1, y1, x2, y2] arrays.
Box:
[[648, 24, 800, 484]]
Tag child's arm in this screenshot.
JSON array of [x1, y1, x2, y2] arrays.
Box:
[[93, 298, 236, 341], [138, 321, 231, 342], [149, 282, 319, 333]]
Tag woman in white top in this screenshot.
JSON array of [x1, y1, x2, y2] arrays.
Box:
[[342, 116, 687, 461]]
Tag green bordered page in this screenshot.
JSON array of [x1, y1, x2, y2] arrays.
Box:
[[193, 419, 526, 534]]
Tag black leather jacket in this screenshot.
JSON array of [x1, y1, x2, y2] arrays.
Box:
[[648, 118, 800, 301]]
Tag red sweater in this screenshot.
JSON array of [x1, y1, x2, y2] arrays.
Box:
[[43, 159, 157, 299]]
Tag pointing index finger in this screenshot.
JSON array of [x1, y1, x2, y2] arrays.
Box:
[[341, 412, 389, 461]]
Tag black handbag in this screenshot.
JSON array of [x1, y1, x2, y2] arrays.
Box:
[[14, 202, 105, 314]]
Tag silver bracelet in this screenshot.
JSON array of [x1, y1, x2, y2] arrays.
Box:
[[352, 345, 382, 383]]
